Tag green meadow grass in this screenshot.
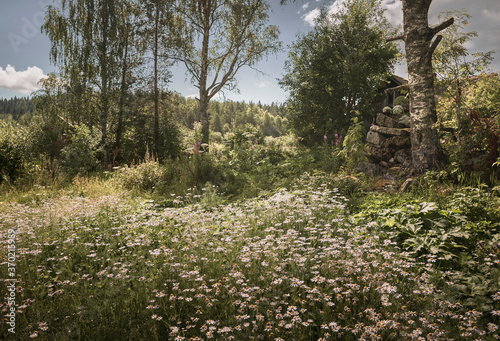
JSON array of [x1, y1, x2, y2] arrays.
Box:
[[1, 173, 499, 340]]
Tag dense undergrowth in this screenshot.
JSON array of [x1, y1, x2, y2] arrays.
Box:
[[1, 155, 500, 340]]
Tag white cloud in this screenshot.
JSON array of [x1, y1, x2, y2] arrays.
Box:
[[298, 2, 310, 14], [483, 8, 500, 21], [301, 0, 365, 27], [327, 0, 347, 16], [382, 0, 403, 27], [302, 8, 321, 27], [0, 65, 46, 94]]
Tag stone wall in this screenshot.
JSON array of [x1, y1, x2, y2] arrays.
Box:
[[356, 112, 412, 175]]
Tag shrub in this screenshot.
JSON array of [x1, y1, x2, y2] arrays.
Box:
[[157, 117, 182, 160], [118, 105, 182, 164], [26, 113, 66, 163], [392, 105, 404, 115], [60, 124, 101, 174], [0, 120, 26, 183], [339, 117, 367, 170], [187, 153, 225, 189], [393, 95, 409, 110], [274, 133, 296, 149], [114, 156, 163, 192]]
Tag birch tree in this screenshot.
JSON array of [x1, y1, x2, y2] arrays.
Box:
[[388, 0, 454, 171], [137, 0, 176, 158], [42, 0, 130, 164], [433, 10, 493, 142], [171, 0, 281, 145]]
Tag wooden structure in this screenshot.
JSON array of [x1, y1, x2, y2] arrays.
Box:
[[374, 75, 408, 113]]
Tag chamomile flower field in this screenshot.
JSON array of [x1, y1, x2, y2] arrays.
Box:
[[1, 173, 499, 340]]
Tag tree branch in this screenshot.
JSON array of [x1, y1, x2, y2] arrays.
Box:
[[427, 34, 443, 62], [385, 84, 408, 94], [207, 4, 260, 96], [386, 34, 404, 42], [431, 17, 454, 36]]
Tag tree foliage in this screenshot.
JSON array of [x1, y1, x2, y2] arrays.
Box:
[[0, 120, 26, 183], [136, 0, 177, 158], [42, 0, 140, 162], [0, 97, 35, 122], [170, 0, 281, 145], [433, 10, 494, 140], [280, 0, 398, 146], [60, 124, 102, 174], [462, 73, 500, 166], [465, 73, 500, 119], [433, 10, 494, 85]]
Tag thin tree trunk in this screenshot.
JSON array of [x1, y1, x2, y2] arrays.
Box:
[[455, 78, 462, 143], [100, 0, 110, 165], [154, 4, 160, 159], [199, 90, 210, 145], [116, 26, 129, 164], [199, 0, 211, 146]]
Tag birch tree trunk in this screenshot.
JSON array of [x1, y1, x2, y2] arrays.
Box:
[[389, 0, 454, 171], [199, 0, 211, 146], [154, 4, 160, 157], [116, 28, 129, 163], [100, 1, 110, 165], [199, 90, 210, 146]]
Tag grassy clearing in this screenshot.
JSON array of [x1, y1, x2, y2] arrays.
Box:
[[0, 172, 499, 340]]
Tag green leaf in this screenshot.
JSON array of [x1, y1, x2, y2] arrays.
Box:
[[430, 246, 441, 254], [420, 202, 438, 213], [385, 218, 396, 228], [432, 218, 451, 228]]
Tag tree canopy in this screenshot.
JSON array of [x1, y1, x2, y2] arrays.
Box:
[[42, 0, 135, 162], [433, 9, 494, 141], [280, 0, 398, 146], [170, 0, 281, 145]]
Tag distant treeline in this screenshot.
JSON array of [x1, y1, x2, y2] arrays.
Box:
[[0, 92, 287, 138], [171, 96, 287, 137], [0, 97, 36, 122]]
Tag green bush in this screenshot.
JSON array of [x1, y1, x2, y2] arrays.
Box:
[[114, 156, 164, 192], [114, 151, 228, 195], [339, 117, 367, 170], [393, 95, 409, 110], [60, 124, 101, 174], [392, 104, 404, 115], [157, 116, 182, 160], [119, 106, 182, 164], [0, 120, 26, 183]]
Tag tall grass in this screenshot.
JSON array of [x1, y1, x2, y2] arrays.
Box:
[[1, 173, 499, 340]]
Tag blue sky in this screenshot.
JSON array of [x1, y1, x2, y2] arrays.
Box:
[[1, 0, 499, 104]]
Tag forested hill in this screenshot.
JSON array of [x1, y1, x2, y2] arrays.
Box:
[[0, 93, 287, 136], [0, 97, 36, 121], [171, 97, 287, 136]]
